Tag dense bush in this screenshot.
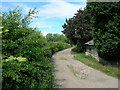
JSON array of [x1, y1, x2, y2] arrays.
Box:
[[47, 42, 71, 54], [20, 32, 47, 61], [2, 8, 71, 89], [2, 8, 37, 57], [86, 2, 120, 61], [2, 41, 70, 89], [2, 60, 53, 89], [20, 33, 70, 61]]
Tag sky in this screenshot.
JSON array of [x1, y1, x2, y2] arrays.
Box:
[[2, 0, 87, 36]]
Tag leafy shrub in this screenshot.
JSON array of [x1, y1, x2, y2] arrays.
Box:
[[2, 7, 71, 89], [2, 40, 19, 56], [2, 56, 27, 62], [2, 60, 53, 89], [20, 32, 48, 61], [42, 47, 52, 58], [47, 42, 71, 54], [2, 40, 70, 89], [2, 8, 37, 57], [23, 32, 47, 48]]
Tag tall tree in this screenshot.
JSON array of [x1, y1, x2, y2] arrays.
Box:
[[62, 9, 92, 51], [86, 2, 120, 61]]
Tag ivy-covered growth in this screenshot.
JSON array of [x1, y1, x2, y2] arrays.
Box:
[[86, 2, 120, 61]]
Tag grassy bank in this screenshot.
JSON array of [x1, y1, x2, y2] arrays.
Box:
[[71, 51, 120, 79]]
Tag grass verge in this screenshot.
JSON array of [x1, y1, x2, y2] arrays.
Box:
[[71, 51, 120, 79]]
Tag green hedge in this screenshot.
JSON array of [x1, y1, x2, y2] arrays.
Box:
[[2, 60, 53, 89], [2, 41, 71, 89], [47, 41, 71, 54]]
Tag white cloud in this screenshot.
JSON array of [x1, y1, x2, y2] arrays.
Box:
[[3, 1, 86, 34], [30, 21, 53, 29], [38, 0, 86, 19], [41, 31, 48, 36], [2, 0, 87, 2], [7, 1, 86, 19]]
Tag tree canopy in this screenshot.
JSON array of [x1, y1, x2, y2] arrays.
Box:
[[62, 9, 92, 51], [86, 2, 120, 61]]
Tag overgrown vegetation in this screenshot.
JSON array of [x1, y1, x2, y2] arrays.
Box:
[[71, 51, 120, 79], [2, 8, 70, 89]]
